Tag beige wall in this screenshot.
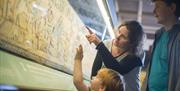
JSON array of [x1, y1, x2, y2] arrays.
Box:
[[0, 0, 96, 78]]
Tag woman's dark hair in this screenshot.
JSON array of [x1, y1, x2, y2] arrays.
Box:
[[152, 0, 180, 17], [118, 21, 144, 56]]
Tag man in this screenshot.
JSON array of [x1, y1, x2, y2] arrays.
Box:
[[141, 0, 180, 91]]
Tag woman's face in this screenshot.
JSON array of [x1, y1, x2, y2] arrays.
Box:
[[113, 26, 129, 49]]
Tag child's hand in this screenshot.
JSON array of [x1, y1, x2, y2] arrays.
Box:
[[74, 44, 83, 61]]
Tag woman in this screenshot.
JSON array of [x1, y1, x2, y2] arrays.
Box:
[[86, 21, 144, 91], [73, 45, 124, 91]]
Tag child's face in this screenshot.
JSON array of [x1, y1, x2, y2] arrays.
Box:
[[90, 75, 103, 91]]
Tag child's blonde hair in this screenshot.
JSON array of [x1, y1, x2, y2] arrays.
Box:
[[97, 68, 124, 91]]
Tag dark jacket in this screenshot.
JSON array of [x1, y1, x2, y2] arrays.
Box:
[[141, 22, 180, 91]]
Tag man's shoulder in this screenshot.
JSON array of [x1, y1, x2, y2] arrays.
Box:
[[171, 23, 180, 36], [176, 30, 180, 39], [155, 27, 164, 34]]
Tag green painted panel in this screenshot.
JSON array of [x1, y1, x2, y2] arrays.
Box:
[[0, 50, 89, 90]]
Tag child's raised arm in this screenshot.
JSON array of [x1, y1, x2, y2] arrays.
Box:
[[73, 45, 88, 91]]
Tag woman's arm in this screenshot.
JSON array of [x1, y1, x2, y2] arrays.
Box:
[[96, 42, 142, 75], [91, 51, 103, 78], [73, 45, 89, 91], [85, 27, 103, 78], [85, 27, 142, 75]]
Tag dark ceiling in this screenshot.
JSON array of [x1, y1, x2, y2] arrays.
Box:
[[115, 0, 162, 37]]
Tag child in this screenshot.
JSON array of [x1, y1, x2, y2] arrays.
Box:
[[73, 45, 124, 91]]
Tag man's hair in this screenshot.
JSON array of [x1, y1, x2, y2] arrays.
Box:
[[152, 0, 180, 17]]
